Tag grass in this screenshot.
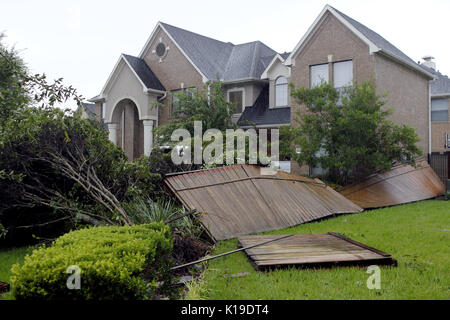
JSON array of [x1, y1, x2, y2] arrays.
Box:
[[186, 200, 450, 300], [0, 246, 33, 300]]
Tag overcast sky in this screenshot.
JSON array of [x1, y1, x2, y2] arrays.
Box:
[[1, 0, 449, 109]]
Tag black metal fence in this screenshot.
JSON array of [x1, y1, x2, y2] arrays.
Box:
[[430, 152, 449, 185]]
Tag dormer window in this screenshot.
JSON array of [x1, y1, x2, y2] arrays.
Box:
[[275, 76, 288, 107], [228, 89, 244, 113]]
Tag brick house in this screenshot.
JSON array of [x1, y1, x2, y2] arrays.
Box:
[[89, 5, 434, 173], [420, 57, 450, 184]]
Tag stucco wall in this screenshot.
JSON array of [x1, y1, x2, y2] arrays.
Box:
[[431, 96, 450, 152], [142, 27, 205, 126], [223, 82, 264, 111], [104, 61, 158, 123], [267, 60, 291, 108], [374, 54, 430, 155]]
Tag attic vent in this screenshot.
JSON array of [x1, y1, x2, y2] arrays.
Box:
[[156, 43, 166, 57]]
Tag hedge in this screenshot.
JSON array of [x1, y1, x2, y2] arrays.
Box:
[[10, 223, 173, 300]]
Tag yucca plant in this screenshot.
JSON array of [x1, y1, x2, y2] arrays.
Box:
[[125, 197, 203, 238]]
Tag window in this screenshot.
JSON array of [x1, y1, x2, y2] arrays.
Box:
[[228, 90, 244, 113], [310, 64, 329, 88], [431, 98, 449, 122], [275, 76, 288, 107], [170, 88, 196, 118], [156, 43, 166, 57], [170, 89, 182, 118], [333, 60, 353, 88]]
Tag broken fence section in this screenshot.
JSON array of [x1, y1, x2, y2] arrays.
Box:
[[238, 233, 397, 270], [164, 165, 363, 241], [339, 162, 446, 209]]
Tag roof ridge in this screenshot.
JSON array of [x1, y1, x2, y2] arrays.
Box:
[[160, 21, 231, 46]]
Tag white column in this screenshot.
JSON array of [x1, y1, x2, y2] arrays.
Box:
[[143, 120, 154, 156], [107, 123, 118, 146]]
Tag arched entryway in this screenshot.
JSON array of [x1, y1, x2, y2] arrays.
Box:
[[110, 99, 144, 160]]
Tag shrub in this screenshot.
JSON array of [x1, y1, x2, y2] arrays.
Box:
[[10, 223, 173, 300], [125, 197, 203, 238]]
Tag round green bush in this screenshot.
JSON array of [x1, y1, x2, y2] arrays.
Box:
[[10, 223, 172, 300]]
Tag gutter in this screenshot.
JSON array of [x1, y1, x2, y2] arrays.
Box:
[[377, 49, 436, 80]]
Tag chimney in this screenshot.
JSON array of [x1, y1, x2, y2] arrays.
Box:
[[422, 55, 436, 70]]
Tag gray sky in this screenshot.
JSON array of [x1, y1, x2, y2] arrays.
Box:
[[2, 0, 449, 109]]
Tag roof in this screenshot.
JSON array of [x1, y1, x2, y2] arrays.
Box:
[[122, 54, 165, 91], [420, 64, 450, 96], [80, 103, 96, 120], [159, 22, 277, 82], [285, 5, 434, 79], [331, 7, 418, 67], [238, 86, 290, 127], [164, 165, 362, 240]]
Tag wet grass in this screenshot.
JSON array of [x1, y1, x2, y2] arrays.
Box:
[[186, 200, 450, 300], [0, 246, 33, 300]]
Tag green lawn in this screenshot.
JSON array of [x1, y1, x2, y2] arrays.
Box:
[[0, 246, 33, 300], [186, 200, 450, 300]]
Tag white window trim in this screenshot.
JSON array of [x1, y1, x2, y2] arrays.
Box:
[[227, 88, 245, 113], [274, 76, 289, 108]]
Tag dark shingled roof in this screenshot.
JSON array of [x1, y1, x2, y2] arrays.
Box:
[[122, 54, 165, 91], [81, 103, 96, 120], [238, 86, 290, 127], [332, 7, 418, 67], [420, 64, 450, 96], [160, 22, 278, 82]]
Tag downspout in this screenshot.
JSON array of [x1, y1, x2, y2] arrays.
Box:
[[428, 83, 432, 163]]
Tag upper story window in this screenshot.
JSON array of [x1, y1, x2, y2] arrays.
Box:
[[275, 76, 288, 107], [228, 89, 244, 113], [170, 88, 196, 118], [333, 60, 353, 88], [310, 63, 329, 88], [170, 89, 182, 118], [431, 98, 449, 122]]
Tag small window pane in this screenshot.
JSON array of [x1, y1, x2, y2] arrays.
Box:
[[432, 110, 448, 122], [334, 60, 353, 88], [431, 98, 449, 122], [310, 64, 329, 88], [275, 77, 288, 107], [229, 91, 243, 113]]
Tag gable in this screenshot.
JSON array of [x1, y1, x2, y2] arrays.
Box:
[[285, 5, 434, 79]]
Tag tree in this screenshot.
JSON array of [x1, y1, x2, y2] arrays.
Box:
[[0, 36, 160, 241], [290, 81, 423, 185], [154, 81, 237, 145]]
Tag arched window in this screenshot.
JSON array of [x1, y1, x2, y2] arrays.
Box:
[[275, 76, 288, 107]]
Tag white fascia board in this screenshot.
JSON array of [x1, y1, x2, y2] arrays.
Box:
[[430, 93, 450, 98], [284, 5, 380, 66], [261, 54, 285, 79], [87, 94, 106, 103], [139, 22, 209, 83]]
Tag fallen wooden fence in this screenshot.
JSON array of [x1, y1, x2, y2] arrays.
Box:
[[164, 165, 362, 241], [339, 162, 445, 209], [238, 233, 397, 270]]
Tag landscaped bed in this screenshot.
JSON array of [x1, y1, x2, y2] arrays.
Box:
[[185, 200, 450, 300]]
